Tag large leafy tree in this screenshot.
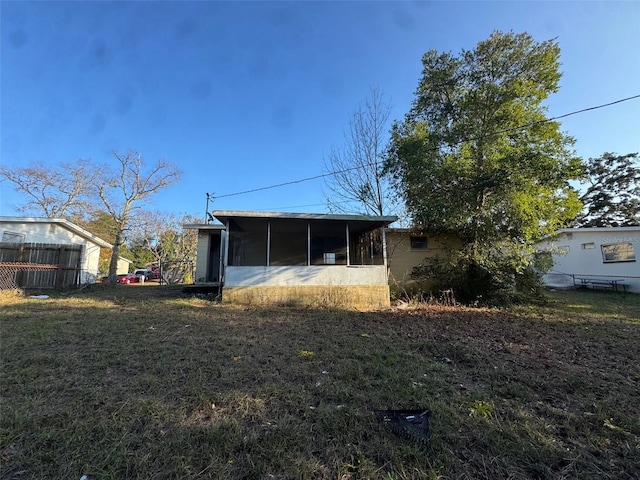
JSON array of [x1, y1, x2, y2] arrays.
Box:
[[573, 152, 639, 227], [386, 31, 583, 302]]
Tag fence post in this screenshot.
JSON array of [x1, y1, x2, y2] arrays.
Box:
[[56, 245, 66, 287], [16, 243, 25, 287]]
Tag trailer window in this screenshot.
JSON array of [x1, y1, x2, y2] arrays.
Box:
[[601, 243, 635, 263]]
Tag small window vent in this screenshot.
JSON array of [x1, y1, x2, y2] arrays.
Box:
[[410, 236, 428, 250]]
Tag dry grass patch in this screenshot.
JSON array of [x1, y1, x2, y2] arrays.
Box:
[[1, 287, 638, 479]]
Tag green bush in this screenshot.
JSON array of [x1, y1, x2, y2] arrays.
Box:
[[411, 241, 547, 306]]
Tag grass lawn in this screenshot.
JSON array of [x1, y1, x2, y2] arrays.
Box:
[[1, 285, 639, 479]]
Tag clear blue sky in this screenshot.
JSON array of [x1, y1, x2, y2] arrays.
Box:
[[1, 1, 639, 220]]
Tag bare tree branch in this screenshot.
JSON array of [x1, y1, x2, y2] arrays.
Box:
[[0, 159, 99, 218], [129, 211, 199, 284], [97, 151, 181, 284], [323, 87, 401, 217]]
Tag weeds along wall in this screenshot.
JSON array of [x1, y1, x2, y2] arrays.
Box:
[[222, 285, 391, 310]]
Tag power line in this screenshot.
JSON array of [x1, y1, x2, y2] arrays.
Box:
[[212, 94, 640, 200]]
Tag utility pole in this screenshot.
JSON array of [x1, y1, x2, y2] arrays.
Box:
[[205, 193, 214, 223]]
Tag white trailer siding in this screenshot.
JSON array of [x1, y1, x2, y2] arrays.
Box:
[[535, 227, 640, 293]]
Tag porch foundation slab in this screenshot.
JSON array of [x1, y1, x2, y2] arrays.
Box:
[[222, 285, 391, 310]]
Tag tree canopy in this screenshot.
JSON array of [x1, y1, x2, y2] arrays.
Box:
[[385, 31, 583, 302], [387, 31, 583, 245], [573, 152, 639, 227]]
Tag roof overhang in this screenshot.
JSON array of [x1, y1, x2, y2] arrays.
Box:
[[211, 210, 397, 235], [555, 227, 640, 234], [183, 223, 226, 231], [0, 216, 112, 248], [536, 226, 640, 243]]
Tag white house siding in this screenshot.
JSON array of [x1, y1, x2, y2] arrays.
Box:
[[0, 218, 111, 284], [223, 266, 390, 309], [225, 265, 388, 287], [194, 232, 211, 282], [186, 226, 224, 284], [535, 227, 640, 293]]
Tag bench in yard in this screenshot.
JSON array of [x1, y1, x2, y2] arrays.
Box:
[[576, 278, 630, 292]]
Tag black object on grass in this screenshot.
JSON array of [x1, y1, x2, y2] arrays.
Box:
[[374, 409, 431, 444]]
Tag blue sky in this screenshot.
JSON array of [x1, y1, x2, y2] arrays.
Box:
[[1, 1, 639, 221]]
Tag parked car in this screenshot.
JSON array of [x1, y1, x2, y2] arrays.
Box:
[[134, 269, 152, 281], [117, 273, 140, 284]]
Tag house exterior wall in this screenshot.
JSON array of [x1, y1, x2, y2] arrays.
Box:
[[116, 258, 132, 275], [223, 265, 390, 309], [225, 265, 387, 286], [191, 229, 224, 283], [223, 285, 390, 310], [194, 231, 211, 282], [535, 228, 640, 293], [386, 230, 461, 293], [0, 220, 104, 283]]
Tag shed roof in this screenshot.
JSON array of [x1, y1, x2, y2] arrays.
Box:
[[213, 210, 396, 223], [183, 223, 226, 231], [211, 210, 397, 234]]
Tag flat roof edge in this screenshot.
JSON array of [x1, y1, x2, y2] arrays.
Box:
[[183, 223, 226, 230], [211, 210, 397, 224]]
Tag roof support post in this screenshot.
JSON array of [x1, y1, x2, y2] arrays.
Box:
[[218, 232, 224, 285], [346, 223, 350, 266], [223, 220, 230, 278], [307, 222, 311, 266], [381, 227, 388, 272], [267, 220, 271, 266]]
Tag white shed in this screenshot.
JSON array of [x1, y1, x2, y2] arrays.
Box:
[[534, 227, 640, 293], [0, 217, 112, 285]]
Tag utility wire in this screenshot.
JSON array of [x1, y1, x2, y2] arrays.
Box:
[[212, 94, 640, 200]]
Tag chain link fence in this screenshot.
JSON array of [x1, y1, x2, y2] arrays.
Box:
[[0, 263, 82, 291]]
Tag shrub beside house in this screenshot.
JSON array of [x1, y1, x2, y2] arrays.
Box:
[[386, 229, 462, 296]]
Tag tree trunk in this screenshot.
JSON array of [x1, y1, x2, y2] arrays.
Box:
[[108, 230, 123, 286]]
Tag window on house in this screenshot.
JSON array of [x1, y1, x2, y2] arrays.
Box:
[[2, 231, 25, 243], [410, 236, 428, 250], [601, 243, 636, 263], [581, 242, 595, 249]]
